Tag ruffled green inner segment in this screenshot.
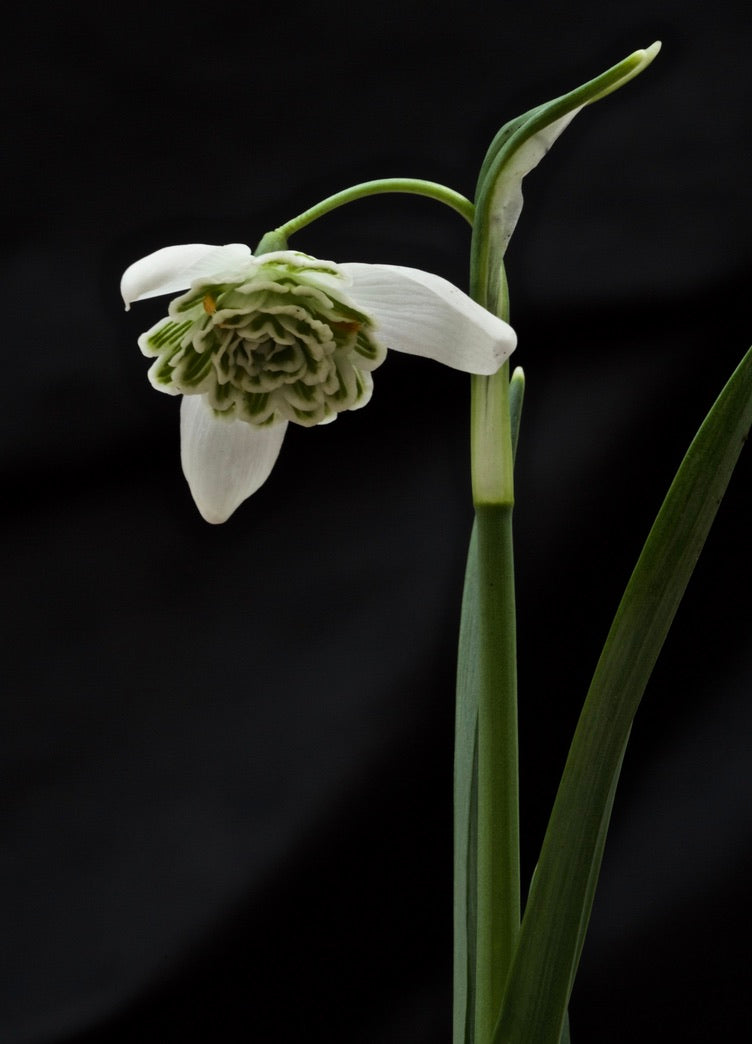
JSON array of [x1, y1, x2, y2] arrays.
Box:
[[139, 256, 386, 427]]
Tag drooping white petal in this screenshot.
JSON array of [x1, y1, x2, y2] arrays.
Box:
[[341, 264, 516, 375], [180, 395, 287, 524], [121, 243, 252, 309]]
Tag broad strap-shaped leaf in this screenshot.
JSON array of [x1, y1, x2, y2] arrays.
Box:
[[493, 344, 752, 1044]]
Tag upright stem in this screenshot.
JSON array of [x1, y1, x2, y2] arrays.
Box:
[[468, 230, 519, 1038], [471, 362, 520, 1044]]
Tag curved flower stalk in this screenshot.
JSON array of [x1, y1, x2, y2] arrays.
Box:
[[122, 243, 516, 523]]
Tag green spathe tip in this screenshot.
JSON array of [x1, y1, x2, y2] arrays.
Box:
[[586, 40, 662, 104], [471, 41, 662, 308]]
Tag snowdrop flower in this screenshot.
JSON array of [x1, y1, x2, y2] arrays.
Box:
[[121, 243, 516, 522]]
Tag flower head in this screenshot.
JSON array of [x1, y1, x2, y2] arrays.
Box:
[[122, 243, 516, 522], [137, 249, 385, 427]]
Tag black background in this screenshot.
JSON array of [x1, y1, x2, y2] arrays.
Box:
[[3, 2, 752, 1041]]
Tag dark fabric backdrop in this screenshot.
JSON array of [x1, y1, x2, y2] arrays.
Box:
[[3, 2, 751, 1041]]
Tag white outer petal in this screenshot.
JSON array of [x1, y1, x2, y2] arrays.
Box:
[[341, 264, 516, 375], [120, 243, 252, 309], [180, 396, 287, 524]]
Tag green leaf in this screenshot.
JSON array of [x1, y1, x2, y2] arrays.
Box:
[[509, 367, 525, 453], [454, 521, 480, 1044], [493, 344, 752, 1044], [560, 1012, 571, 1044]]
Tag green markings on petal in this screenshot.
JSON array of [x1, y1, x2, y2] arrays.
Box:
[[209, 380, 237, 411], [138, 251, 386, 428], [148, 355, 181, 390], [178, 344, 214, 388], [241, 391, 273, 423], [353, 328, 384, 365], [141, 318, 194, 353]]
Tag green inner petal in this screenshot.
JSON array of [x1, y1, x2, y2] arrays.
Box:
[[143, 256, 386, 427]]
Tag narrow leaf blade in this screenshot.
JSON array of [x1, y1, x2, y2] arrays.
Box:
[[494, 345, 752, 1044], [454, 522, 480, 1043]]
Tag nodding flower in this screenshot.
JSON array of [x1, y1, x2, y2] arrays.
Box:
[[122, 243, 516, 523]]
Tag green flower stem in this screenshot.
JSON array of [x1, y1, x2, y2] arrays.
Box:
[[471, 366, 515, 507], [473, 499, 519, 1044], [274, 179, 475, 239], [468, 241, 519, 1039], [470, 363, 519, 1044]]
